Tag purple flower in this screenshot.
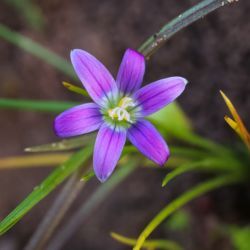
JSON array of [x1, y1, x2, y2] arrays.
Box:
[[54, 48, 187, 182]]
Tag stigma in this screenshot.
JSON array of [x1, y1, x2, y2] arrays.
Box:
[[108, 97, 135, 123]]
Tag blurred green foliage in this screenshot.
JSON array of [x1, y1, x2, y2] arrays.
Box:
[[165, 209, 190, 231], [229, 226, 250, 250], [4, 0, 44, 30], [0, 24, 76, 79], [149, 102, 192, 139]]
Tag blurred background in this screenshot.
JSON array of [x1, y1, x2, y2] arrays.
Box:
[[0, 0, 250, 249]]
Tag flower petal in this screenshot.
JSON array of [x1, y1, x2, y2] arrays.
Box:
[[93, 124, 126, 182], [54, 103, 103, 137], [127, 120, 169, 165], [71, 49, 117, 105], [116, 49, 145, 95], [134, 77, 187, 116]]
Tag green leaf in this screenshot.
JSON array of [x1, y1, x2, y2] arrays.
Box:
[[170, 146, 209, 159], [81, 170, 95, 182], [148, 102, 231, 156], [229, 226, 250, 250], [134, 174, 241, 250], [25, 134, 95, 153], [162, 156, 242, 187], [148, 102, 192, 139], [162, 161, 203, 187], [0, 98, 78, 113], [0, 146, 92, 235]]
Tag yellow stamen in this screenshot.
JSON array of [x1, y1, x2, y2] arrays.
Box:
[[108, 97, 135, 123], [118, 97, 135, 109]]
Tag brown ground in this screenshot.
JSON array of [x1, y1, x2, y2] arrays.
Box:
[[0, 0, 250, 249]]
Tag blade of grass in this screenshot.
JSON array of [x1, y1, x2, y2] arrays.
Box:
[[162, 161, 205, 187], [133, 174, 242, 250], [138, 0, 238, 58], [162, 156, 242, 187], [0, 98, 77, 113], [111, 232, 182, 250], [25, 134, 95, 153], [178, 131, 232, 156], [0, 146, 92, 235], [170, 146, 210, 160], [0, 154, 71, 169]]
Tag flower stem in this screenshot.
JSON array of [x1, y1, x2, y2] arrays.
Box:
[[24, 168, 86, 250], [138, 0, 237, 58], [133, 174, 242, 250]]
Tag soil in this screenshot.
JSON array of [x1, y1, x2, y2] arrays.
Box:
[[0, 0, 249, 249]]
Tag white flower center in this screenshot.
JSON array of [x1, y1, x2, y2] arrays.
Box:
[[108, 97, 135, 123]]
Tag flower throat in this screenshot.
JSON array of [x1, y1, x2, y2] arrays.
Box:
[[108, 97, 135, 123]]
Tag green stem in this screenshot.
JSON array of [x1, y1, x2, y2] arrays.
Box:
[[134, 174, 241, 250], [138, 0, 236, 58]]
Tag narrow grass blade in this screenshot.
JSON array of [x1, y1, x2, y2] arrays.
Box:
[[134, 174, 241, 250], [162, 156, 242, 187], [0, 98, 78, 113], [25, 134, 95, 153], [81, 170, 95, 182], [162, 161, 203, 187], [0, 146, 92, 235], [111, 232, 182, 250], [0, 154, 71, 169]]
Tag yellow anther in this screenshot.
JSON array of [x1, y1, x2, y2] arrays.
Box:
[[108, 97, 135, 123], [118, 97, 135, 109]]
